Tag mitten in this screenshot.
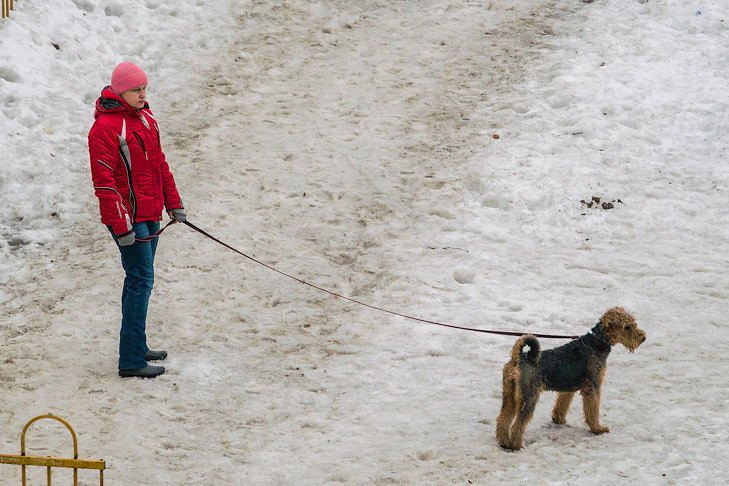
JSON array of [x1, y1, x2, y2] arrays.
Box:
[[117, 231, 136, 246], [168, 208, 187, 222]]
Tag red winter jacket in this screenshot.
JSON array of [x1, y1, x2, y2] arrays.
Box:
[[88, 87, 182, 236]]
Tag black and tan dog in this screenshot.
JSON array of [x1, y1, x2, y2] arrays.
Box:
[[496, 307, 646, 450]]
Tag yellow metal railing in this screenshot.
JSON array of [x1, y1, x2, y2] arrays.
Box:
[[0, 414, 106, 485], [2, 0, 15, 19]]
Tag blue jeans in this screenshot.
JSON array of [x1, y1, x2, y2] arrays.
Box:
[[108, 221, 160, 370]]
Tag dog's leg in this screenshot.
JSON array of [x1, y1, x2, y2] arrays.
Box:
[[551, 392, 575, 424], [509, 392, 538, 450], [582, 367, 609, 434], [582, 389, 609, 434], [496, 366, 518, 449], [508, 375, 540, 450]]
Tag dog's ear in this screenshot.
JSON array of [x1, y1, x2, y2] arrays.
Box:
[[601, 307, 623, 332], [601, 308, 618, 327], [600, 308, 622, 344], [602, 307, 636, 332]]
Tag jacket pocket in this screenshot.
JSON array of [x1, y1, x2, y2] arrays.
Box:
[[132, 131, 148, 160]]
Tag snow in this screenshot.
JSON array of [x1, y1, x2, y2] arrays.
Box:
[[1, 0, 728, 484]]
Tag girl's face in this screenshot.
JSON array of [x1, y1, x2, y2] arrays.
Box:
[[121, 85, 147, 109]]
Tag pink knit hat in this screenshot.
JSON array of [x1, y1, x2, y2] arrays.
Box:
[[111, 62, 148, 94]]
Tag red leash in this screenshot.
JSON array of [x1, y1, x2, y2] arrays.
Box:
[[134, 220, 177, 242], [158, 220, 578, 340]]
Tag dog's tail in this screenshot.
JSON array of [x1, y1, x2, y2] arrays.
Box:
[[510, 334, 540, 364]]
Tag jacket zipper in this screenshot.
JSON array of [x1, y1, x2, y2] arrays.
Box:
[[132, 132, 148, 160]]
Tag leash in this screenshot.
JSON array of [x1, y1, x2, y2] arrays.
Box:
[[134, 220, 177, 242], [152, 220, 578, 340]]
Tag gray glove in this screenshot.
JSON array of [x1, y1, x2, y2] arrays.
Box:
[[117, 231, 136, 246], [168, 208, 186, 222]]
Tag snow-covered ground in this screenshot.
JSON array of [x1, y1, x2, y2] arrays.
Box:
[[2, 0, 728, 484]]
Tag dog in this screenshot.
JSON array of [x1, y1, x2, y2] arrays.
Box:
[[496, 307, 646, 450]]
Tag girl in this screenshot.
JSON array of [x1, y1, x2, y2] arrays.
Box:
[[88, 62, 186, 378]]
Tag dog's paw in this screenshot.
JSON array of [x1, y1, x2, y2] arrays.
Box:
[[551, 416, 568, 425], [590, 425, 610, 435]]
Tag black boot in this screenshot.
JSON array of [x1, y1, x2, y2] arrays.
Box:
[[119, 365, 165, 378], [144, 350, 168, 361]]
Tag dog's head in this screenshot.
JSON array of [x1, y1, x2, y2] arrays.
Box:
[[601, 307, 646, 353]]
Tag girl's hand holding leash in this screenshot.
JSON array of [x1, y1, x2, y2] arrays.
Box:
[[168, 208, 187, 222]]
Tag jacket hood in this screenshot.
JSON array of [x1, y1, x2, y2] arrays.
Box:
[[94, 86, 149, 119]]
